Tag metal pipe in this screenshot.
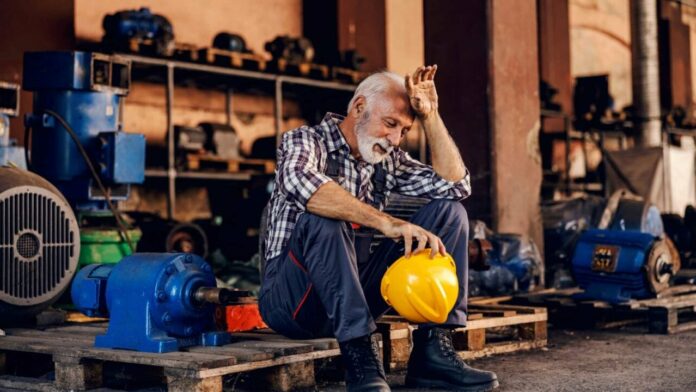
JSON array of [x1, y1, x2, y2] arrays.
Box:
[[165, 63, 175, 220], [630, 0, 662, 147]]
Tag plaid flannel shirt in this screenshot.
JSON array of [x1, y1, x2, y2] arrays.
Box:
[[264, 113, 471, 260]]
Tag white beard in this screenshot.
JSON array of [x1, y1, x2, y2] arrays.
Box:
[[355, 111, 393, 164]]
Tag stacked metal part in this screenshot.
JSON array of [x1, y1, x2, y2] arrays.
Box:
[[23, 51, 146, 266]]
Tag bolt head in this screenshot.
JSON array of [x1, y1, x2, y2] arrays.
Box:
[[156, 291, 167, 302], [184, 327, 194, 335], [162, 312, 172, 324], [165, 265, 175, 275], [185, 254, 193, 263]]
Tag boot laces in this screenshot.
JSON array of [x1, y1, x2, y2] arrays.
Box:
[[344, 336, 384, 381], [435, 328, 468, 368]]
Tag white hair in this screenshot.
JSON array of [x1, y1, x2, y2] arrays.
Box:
[[347, 71, 407, 114]]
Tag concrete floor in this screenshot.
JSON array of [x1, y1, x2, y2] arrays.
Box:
[[323, 327, 696, 392]]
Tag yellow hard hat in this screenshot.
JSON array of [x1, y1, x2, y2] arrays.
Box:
[[380, 249, 459, 324]]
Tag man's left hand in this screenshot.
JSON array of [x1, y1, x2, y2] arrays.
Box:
[[406, 65, 439, 119]]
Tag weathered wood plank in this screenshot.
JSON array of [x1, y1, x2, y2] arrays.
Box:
[[251, 360, 315, 392], [165, 368, 222, 392], [54, 356, 103, 391], [458, 339, 548, 360], [0, 375, 59, 392], [184, 346, 273, 362], [196, 348, 341, 379], [222, 340, 314, 357], [230, 332, 338, 350]]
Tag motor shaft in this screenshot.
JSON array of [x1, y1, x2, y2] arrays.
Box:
[[193, 287, 252, 305]]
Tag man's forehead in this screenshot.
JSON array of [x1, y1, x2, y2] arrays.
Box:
[[381, 94, 414, 126]]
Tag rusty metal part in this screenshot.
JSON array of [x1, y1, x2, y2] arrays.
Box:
[[645, 237, 681, 294], [469, 238, 493, 271], [193, 287, 253, 305]]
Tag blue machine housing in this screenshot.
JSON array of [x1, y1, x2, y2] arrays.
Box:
[[572, 229, 656, 303], [72, 253, 229, 353], [22, 51, 145, 211]]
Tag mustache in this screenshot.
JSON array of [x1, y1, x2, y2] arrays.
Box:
[[375, 139, 393, 152]]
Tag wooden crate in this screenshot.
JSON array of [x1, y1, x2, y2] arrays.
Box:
[[198, 48, 267, 71], [186, 154, 275, 174], [173, 43, 201, 62], [0, 323, 341, 392], [376, 316, 411, 372], [506, 285, 696, 334], [452, 304, 548, 360], [268, 59, 330, 80]]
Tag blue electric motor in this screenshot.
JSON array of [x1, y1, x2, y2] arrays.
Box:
[[572, 229, 680, 303], [102, 7, 174, 57], [22, 51, 145, 212], [72, 253, 231, 353]]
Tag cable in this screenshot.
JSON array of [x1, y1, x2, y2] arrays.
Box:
[[43, 109, 135, 253], [23, 124, 31, 169]]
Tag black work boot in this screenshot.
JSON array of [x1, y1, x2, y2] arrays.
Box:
[[339, 334, 390, 392], [406, 327, 499, 391]]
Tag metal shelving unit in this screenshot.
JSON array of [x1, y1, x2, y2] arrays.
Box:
[[120, 54, 356, 219]]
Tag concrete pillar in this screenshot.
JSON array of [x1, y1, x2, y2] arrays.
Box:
[[425, 0, 543, 251], [631, 0, 662, 146]]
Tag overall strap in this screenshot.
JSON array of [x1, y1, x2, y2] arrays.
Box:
[[371, 163, 387, 208]]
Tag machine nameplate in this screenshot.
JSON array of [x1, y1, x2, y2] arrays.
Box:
[[592, 245, 619, 273]]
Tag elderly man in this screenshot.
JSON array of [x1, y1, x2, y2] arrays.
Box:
[[259, 66, 498, 392]]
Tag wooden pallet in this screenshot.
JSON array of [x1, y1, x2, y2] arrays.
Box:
[[172, 43, 201, 62], [504, 285, 696, 334], [376, 316, 411, 372], [332, 67, 367, 84], [376, 303, 547, 367], [126, 37, 172, 57], [198, 48, 267, 71], [268, 59, 330, 80], [186, 154, 276, 174], [0, 323, 341, 392], [452, 304, 547, 360]]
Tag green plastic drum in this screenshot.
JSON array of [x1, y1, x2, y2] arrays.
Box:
[[79, 228, 142, 267]]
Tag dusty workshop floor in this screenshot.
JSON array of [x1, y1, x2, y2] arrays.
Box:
[[319, 327, 696, 392]]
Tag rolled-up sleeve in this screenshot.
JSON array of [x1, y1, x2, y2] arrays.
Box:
[[392, 150, 471, 200], [275, 130, 332, 209]]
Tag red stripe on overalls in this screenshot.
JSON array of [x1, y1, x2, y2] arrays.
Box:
[[289, 250, 313, 320]]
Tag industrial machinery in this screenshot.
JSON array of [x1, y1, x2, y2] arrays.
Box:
[[0, 82, 25, 168], [572, 229, 680, 303], [199, 122, 240, 160], [102, 7, 175, 57], [0, 167, 80, 322], [71, 253, 242, 353], [131, 212, 209, 258], [23, 51, 145, 265], [212, 32, 250, 53], [264, 35, 315, 64]]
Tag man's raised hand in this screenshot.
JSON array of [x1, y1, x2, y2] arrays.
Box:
[[405, 65, 439, 120]]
